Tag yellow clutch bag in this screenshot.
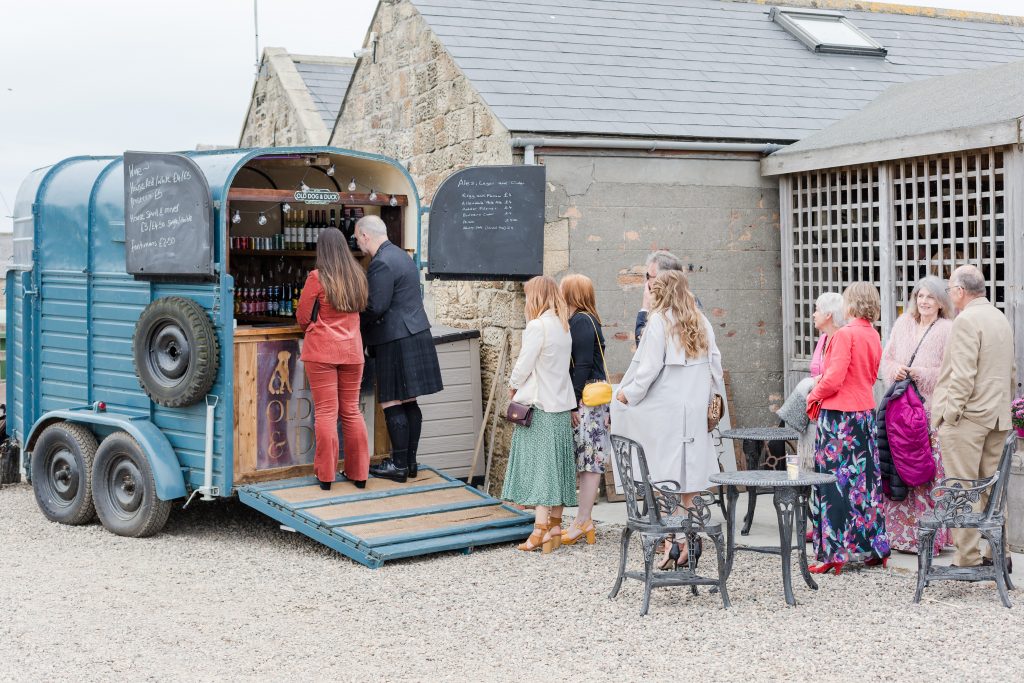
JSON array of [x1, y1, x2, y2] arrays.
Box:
[[581, 315, 612, 407]]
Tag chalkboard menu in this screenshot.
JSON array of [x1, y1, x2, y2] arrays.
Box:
[[427, 165, 545, 279], [123, 151, 214, 279]]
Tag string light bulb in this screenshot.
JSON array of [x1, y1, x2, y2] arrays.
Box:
[[369, 189, 378, 202], [232, 210, 241, 224], [389, 194, 398, 207], [257, 212, 268, 226], [282, 203, 291, 214], [348, 178, 357, 192], [326, 164, 336, 176]]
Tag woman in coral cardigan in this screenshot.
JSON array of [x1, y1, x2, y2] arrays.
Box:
[[297, 229, 370, 491], [806, 282, 890, 574]]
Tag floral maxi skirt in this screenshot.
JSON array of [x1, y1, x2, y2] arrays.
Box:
[[882, 430, 951, 553], [573, 402, 611, 474], [811, 409, 890, 563]]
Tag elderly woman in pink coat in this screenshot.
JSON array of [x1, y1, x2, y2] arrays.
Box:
[[879, 276, 954, 554]]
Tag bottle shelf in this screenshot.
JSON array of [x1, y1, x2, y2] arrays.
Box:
[[232, 249, 365, 258], [236, 315, 298, 324]]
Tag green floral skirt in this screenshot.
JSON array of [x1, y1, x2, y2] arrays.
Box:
[[501, 408, 578, 507]]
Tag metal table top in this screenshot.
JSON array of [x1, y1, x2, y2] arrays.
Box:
[[721, 427, 801, 442], [710, 470, 836, 488]]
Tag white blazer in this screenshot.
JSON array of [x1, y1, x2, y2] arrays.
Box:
[[509, 311, 576, 413]]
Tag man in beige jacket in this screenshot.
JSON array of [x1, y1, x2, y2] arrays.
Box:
[[932, 265, 1016, 567]]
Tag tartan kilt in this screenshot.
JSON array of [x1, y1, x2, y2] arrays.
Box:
[[372, 329, 444, 402]]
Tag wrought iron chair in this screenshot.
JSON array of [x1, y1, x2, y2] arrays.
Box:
[[915, 432, 1017, 608], [608, 434, 730, 614]]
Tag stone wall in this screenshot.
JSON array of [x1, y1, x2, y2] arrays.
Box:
[[543, 151, 785, 427], [330, 0, 524, 491], [240, 48, 331, 148]]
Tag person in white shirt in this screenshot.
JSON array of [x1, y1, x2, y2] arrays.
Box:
[[501, 276, 578, 553]]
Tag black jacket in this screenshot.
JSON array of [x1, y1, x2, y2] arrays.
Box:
[[569, 312, 607, 404], [360, 241, 431, 346]]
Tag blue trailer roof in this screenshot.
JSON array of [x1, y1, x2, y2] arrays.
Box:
[[14, 146, 423, 272]]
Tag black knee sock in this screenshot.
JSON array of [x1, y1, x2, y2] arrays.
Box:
[[404, 402, 422, 464], [384, 405, 409, 469]]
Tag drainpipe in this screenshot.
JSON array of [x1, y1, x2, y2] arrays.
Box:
[[511, 136, 785, 155]]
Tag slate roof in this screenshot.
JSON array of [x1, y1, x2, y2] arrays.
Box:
[[412, 0, 1024, 142], [770, 59, 1024, 161], [293, 57, 356, 129]]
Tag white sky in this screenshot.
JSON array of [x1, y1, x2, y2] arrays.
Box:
[[0, 0, 1020, 227]]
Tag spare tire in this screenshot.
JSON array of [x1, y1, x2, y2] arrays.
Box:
[[133, 296, 219, 407]]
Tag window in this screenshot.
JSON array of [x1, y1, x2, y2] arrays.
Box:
[[771, 7, 886, 57]]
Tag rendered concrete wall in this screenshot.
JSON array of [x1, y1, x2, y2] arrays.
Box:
[[542, 151, 784, 426]]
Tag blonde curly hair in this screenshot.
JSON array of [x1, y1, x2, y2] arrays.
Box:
[[650, 270, 708, 358]]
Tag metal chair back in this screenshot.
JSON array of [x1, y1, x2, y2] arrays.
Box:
[[610, 433, 662, 527]]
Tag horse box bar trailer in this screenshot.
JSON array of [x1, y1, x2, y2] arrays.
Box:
[[6, 146, 532, 567]]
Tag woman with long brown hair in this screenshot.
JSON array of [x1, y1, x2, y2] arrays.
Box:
[[297, 228, 370, 490], [612, 270, 724, 568], [559, 274, 610, 546], [501, 276, 578, 553]]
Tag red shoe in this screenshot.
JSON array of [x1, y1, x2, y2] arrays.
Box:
[[805, 530, 813, 543], [865, 556, 889, 569], [808, 561, 843, 575]]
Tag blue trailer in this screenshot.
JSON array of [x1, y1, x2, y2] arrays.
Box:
[[5, 146, 532, 566]]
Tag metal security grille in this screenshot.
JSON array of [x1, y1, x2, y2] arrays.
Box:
[[787, 167, 882, 359], [784, 147, 1009, 364], [891, 150, 1006, 313]]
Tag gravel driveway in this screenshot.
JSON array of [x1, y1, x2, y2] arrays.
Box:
[[2, 482, 1022, 682]]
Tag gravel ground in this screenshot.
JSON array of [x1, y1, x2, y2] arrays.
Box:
[[2, 482, 1023, 682]]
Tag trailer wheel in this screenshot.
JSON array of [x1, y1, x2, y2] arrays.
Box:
[[31, 422, 98, 524], [133, 296, 219, 408], [92, 431, 171, 538]]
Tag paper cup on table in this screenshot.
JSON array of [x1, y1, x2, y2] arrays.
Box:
[[786, 453, 800, 479]]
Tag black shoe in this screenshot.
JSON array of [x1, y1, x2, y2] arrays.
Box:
[[408, 463, 418, 478], [318, 480, 332, 491], [982, 557, 1013, 574], [369, 458, 408, 483], [351, 479, 367, 489]]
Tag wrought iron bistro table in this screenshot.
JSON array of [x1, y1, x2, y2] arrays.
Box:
[[709, 471, 837, 606], [721, 427, 801, 535]]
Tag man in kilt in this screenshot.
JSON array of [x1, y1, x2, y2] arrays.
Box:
[[355, 215, 443, 482]]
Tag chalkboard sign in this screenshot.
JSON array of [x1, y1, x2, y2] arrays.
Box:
[[123, 151, 214, 279], [427, 165, 545, 279]]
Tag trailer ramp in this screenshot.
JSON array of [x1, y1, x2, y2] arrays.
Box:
[[237, 466, 534, 568]]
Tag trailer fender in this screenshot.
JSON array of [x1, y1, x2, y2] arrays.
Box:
[[26, 410, 187, 501]]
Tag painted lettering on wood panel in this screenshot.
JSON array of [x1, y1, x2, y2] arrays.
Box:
[[256, 339, 314, 469]]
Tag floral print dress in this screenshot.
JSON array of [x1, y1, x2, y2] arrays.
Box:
[[811, 409, 890, 563]]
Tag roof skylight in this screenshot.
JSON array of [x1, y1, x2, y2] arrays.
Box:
[[771, 7, 887, 57]]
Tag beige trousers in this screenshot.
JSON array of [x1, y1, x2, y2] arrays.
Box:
[[937, 419, 1009, 567]]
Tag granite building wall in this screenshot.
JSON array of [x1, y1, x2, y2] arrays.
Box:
[[240, 48, 332, 148]]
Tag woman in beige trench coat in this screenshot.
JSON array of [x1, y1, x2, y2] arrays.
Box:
[[612, 270, 724, 567]]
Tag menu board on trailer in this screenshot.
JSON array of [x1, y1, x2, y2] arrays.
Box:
[[123, 151, 214, 279], [427, 165, 545, 280]]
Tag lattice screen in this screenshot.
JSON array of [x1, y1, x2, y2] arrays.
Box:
[[892, 150, 1006, 313], [787, 147, 1008, 362], [789, 167, 883, 359]]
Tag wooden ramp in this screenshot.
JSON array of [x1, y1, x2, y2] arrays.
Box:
[[236, 467, 534, 568]]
